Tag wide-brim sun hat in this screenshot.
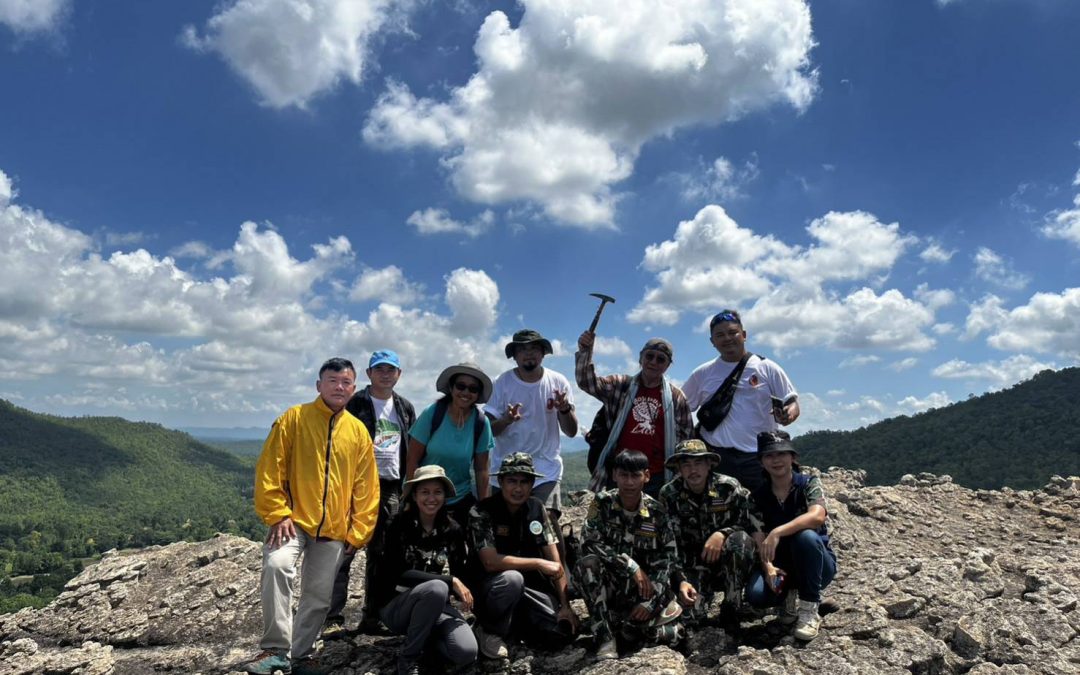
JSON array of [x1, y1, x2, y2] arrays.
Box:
[[435, 362, 493, 404], [664, 439, 721, 471], [402, 465, 457, 500], [504, 329, 554, 359]]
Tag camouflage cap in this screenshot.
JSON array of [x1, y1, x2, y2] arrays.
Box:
[[664, 438, 721, 471], [493, 452, 545, 479]]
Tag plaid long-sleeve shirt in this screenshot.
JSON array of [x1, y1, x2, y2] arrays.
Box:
[[575, 345, 693, 449]]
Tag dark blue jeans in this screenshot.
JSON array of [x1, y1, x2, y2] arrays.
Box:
[[745, 529, 836, 604]]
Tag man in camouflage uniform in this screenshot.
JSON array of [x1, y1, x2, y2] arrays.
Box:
[[468, 453, 578, 659], [660, 439, 761, 628], [573, 450, 683, 660]]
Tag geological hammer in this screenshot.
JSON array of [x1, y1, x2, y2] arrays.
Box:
[[587, 292, 616, 333]]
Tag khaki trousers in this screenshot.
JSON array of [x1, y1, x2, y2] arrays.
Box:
[[259, 528, 345, 659]]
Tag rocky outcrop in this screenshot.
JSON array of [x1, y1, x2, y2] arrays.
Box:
[[1, 469, 1076, 674]]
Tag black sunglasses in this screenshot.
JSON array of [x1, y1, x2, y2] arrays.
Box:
[[453, 381, 481, 394]]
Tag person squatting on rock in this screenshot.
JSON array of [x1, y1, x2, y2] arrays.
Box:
[[371, 465, 478, 675], [406, 362, 494, 527], [245, 358, 380, 675], [746, 431, 836, 641], [323, 349, 417, 639], [574, 450, 684, 660], [576, 331, 692, 497], [467, 452, 579, 660], [659, 439, 762, 628], [682, 309, 800, 491], [486, 329, 579, 521]]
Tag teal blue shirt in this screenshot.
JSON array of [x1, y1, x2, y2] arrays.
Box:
[[410, 402, 493, 504]]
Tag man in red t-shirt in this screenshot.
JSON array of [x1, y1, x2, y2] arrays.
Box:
[[576, 334, 693, 496]]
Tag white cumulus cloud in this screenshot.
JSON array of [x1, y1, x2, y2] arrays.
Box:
[[349, 265, 424, 305], [931, 354, 1056, 389], [677, 155, 760, 203], [629, 205, 934, 355], [973, 247, 1030, 290], [406, 208, 494, 238], [0, 166, 520, 425], [0, 0, 68, 33], [363, 0, 817, 227], [183, 0, 413, 109]]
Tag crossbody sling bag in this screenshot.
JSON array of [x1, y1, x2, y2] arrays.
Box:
[[695, 352, 752, 432]]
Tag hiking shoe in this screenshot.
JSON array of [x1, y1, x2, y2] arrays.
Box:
[[595, 638, 618, 660], [243, 650, 291, 675], [474, 623, 509, 659], [358, 614, 386, 635], [778, 590, 799, 625], [291, 657, 329, 675], [320, 618, 347, 640], [793, 599, 821, 641]]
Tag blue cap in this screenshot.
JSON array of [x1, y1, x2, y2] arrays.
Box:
[[368, 350, 401, 369]]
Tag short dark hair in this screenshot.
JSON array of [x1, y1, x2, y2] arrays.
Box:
[[613, 450, 649, 473], [319, 357, 356, 378], [709, 309, 743, 331]]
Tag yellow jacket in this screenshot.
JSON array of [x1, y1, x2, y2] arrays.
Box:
[[254, 396, 379, 549]]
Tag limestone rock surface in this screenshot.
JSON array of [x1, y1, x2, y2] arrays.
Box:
[[1, 470, 1076, 674]]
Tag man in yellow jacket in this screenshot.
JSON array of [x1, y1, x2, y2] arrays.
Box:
[[244, 357, 380, 675]]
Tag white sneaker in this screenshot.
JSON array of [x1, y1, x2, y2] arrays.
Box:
[[793, 599, 821, 640], [474, 624, 508, 659], [778, 590, 798, 625]]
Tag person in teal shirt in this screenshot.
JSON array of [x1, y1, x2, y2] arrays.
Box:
[[407, 362, 494, 525]]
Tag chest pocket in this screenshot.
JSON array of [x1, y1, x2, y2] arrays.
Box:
[[633, 520, 660, 550]]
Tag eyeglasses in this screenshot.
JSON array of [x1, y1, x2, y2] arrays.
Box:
[[453, 382, 481, 394], [642, 352, 669, 364]]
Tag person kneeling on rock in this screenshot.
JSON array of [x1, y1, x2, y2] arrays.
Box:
[[371, 466, 478, 675], [659, 439, 762, 629], [745, 431, 837, 641], [467, 452, 579, 660], [573, 450, 684, 660]]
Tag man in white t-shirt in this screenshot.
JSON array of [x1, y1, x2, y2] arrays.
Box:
[[323, 350, 416, 637], [486, 329, 579, 515], [681, 309, 799, 491]]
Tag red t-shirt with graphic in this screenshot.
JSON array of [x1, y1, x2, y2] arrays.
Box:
[[613, 384, 666, 475]]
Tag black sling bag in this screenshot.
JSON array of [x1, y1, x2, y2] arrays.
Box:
[[695, 352, 752, 432]]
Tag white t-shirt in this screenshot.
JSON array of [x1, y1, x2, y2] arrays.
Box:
[[371, 395, 403, 480], [681, 354, 797, 454], [484, 368, 575, 486]]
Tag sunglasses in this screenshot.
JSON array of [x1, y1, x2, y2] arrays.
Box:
[[453, 381, 481, 394], [642, 352, 669, 364]]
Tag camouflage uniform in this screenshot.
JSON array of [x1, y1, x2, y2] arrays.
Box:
[[573, 489, 682, 646], [660, 472, 762, 623]]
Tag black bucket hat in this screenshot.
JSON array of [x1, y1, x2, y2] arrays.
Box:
[[757, 430, 799, 459]]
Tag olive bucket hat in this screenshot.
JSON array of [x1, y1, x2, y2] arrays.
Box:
[[504, 329, 554, 359]]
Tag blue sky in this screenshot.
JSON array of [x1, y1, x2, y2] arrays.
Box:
[[1, 0, 1078, 436]]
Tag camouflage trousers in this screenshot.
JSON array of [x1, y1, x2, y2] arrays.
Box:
[[572, 554, 682, 646], [679, 530, 756, 625]]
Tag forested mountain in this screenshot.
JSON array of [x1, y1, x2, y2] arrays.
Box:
[[795, 368, 1080, 490], [0, 400, 261, 612]]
